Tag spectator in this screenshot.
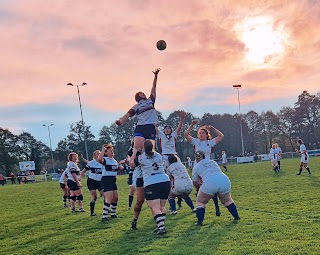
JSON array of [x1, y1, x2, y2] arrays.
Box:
[[0, 174, 5, 186], [9, 172, 16, 184]]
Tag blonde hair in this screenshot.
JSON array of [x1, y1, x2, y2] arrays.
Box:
[[68, 152, 78, 162]]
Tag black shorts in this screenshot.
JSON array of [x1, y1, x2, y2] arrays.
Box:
[[67, 180, 80, 191], [87, 177, 102, 191], [144, 181, 171, 200], [136, 178, 144, 188], [100, 176, 117, 192], [134, 124, 156, 140], [60, 183, 66, 189]]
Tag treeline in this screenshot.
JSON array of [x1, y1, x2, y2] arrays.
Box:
[[1, 90, 319, 175]]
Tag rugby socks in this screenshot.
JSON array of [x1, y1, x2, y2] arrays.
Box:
[[184, 196, 195, 210], [154, 213, 166, 231], [168, 198, 176, 212], [227, 203, 240, 220], [196, 207, 205, 224], [63, 195, 67, 207], [223, 166, 228, 171], [128, 195, 134, 208], [110, 202, 118, 217], [275, 165, 279, 172], [90, 199, 96, 215], [297, 168, 302, 175], [306, 167, 311, 174], [212, 194, 221, 216], [177, 196, 182, 208], [102, 202, 110, 219], [278, 161, 281, 170]]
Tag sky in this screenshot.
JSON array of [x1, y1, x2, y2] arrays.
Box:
[[0, 0, 319, 149]]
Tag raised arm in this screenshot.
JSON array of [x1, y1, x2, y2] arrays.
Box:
[[150, 68, 161, 99], [207, 125, 224, 144], [184, 120, 198, 143], [97, 145, 106, 164], [115, 112, 132, 126], [176, 111, 186, 135]]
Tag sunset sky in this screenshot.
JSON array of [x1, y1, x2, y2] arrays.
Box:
[[0, 0, 319, 148]]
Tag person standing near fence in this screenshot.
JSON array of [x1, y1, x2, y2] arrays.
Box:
[[9, 172, 16, 184], [275, 143, 282, 170], [221, 151, 228, 172], [269, 144, 280, 172], [296, 139, 311, 175]]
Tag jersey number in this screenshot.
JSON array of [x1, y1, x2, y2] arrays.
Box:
[[152, 163, 159, 171]]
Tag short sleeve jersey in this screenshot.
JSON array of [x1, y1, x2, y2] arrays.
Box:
[[137, 151, 169, 187], [192, 159, 222, 183], [300, 144, 308, 156], [269, 148, 280, 161], [222, 154, 227, 163], [85, 159, 103, 181], [102, 157, 119, 177], [59, 169, 68, 184], [129, 97, 157, 125], [191, 138, 217, 159], [166, 162, 191, 181], [66, 162, 81, 182], [158, 130, 178, 154]]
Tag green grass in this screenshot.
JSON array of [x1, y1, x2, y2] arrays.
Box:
[[1, 158, 320, 255]]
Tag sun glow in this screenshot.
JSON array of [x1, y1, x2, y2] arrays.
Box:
[[237, 16, 286, 65]]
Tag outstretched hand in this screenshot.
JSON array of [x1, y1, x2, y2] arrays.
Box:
[[115, 120, 122, 126], [191, 120, 198, 126], [152, 68, 161, 75], [180, 111, 186, 119]]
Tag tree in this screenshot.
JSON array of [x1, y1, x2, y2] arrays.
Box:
[[0, 128, 19, 175]]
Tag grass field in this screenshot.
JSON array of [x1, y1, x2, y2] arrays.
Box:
[[1, 158, 320, 255]]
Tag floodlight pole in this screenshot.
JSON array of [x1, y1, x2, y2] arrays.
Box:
[[43, 124, 55, 172], [67, 82, 89, 160], [233, 85, 245, 157]]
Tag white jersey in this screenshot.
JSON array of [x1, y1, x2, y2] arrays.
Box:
[[158, 130, 178, 154], [166, 162, 192, 181], [59, 169, 68, 184], [192, 159, 222, 183], [130, 97, 157, 125], [275, 147, 282, 158], [269, 148, 280, 161], [85, 159, 103, 181], [191, 137, 217, 160], [66, 162, 81, 182], [300, 144, 309, 163], [222, 154, 227, 164], [137, 151, 170, 187], [102, 157, 118, 177]]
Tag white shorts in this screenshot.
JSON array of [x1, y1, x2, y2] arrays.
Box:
[[200, 174, 231, 196], [172, 179, 193, 195], [271, 160, 278, 166], [301, 154, 309, 164]]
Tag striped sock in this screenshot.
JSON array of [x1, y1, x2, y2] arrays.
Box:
[[110, 203, 117, 216], [154, 213, 166, 230], [102, 202, 110, 219]]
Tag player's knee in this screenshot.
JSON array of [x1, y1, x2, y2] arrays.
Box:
[[76, 195, 83, 201]]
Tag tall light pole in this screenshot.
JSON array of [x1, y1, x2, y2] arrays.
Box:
[[43, 124, 55, 172], [67, 82, 89, 160], [233, 84, 245, 157]]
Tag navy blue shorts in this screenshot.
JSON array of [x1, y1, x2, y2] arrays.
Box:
[[134, 124, 156, 140]]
